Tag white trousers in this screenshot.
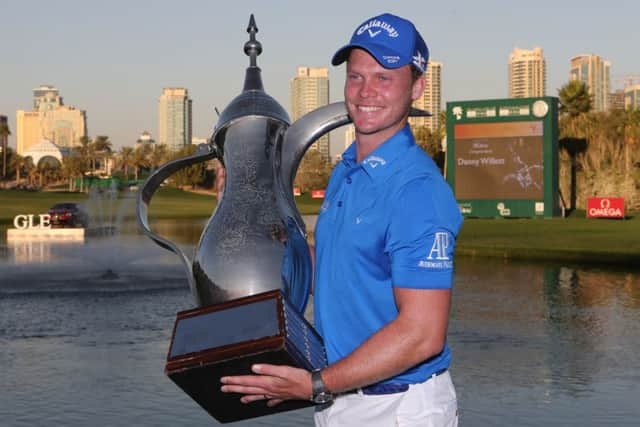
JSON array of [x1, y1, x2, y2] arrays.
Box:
[[314, 371, 458, 427]]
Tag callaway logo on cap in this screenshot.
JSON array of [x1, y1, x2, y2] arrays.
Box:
[[332, 13, 429, 73]]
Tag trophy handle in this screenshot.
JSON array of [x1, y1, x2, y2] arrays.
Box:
[[137, 143, 219, 305]]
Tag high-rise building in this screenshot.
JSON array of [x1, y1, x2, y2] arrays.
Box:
[[291, 67, 330, 162], [508, 47, 546, 98], [158, 88, 192, 151], [570, 54, 611, 112], [609, 90, 626, 110], [625, 84, 640, 110], [33, 85, 60, 111], [16, 111, 41, 154], [16, 85, 87, 154], [410, 60, 442, 133]]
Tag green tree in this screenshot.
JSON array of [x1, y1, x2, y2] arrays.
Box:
[[62, 154, 84, 191], [133, 144, 152, 181], [294, 149, 332, 193], [0, 121, 10, 179], [93, 135, 113, 176], [170, 145, 206, 188], [558, 80, 592, 121], [558, 80, 593, 212], [117, 146, 135, 180], [75, 136, 92, 191], [149, 144, 169, 170], [10, 153, 28, 183]]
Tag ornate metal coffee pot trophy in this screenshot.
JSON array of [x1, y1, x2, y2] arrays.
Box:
[[137, 15, 429, 423]]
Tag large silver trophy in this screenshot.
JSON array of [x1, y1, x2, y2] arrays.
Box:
[[137, 15, 429, 423], [136, 15, 346, 423]]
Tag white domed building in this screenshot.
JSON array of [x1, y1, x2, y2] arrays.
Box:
[[22, 139, 70, 168]]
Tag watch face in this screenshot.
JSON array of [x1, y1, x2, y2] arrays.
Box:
[[532, 100, 549, 118], [313, 391, 333, 404]]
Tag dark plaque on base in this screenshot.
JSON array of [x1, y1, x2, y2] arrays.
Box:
[[165, 290, 326, 423]]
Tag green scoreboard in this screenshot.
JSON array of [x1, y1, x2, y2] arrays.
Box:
[[445, 96, 559, 218]]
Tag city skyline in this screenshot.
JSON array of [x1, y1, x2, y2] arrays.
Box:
[[290, 66, 330, 161], [1, 1, 639, 158]]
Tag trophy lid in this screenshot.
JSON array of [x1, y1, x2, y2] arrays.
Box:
[[214, 14, 290, 132]]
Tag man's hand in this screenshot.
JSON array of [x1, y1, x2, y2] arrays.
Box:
[[220, 364, 312, 407]]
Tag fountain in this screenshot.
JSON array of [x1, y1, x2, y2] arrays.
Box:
[[0, 182, 189, 293]]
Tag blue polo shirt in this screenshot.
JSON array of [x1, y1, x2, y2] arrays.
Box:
[[313, 125, 462, 385]]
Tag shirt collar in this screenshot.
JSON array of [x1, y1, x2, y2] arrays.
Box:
[[340, 125, 415, 180]]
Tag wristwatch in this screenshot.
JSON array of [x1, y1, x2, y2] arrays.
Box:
[[310, 369, 333, 404]]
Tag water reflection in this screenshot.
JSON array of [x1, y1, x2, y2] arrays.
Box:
[[7, 239, 82, 264], [1, 219, 639, 426], [451, 257, 640, 425]]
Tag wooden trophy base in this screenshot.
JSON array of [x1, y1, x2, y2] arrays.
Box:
[[165, 289, 326, 423]]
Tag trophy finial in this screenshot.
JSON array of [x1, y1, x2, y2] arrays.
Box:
[[244, 14, 262, 67]]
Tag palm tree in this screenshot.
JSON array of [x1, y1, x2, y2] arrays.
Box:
[[558, 80, 593, 212], [0, 122, 10, 179], [75, 136, 93, 191], [93, 135, 113, 176], [11, 153, 28, 183], [133, 144, 152, 181], [558, 80, 592, 121], [117, 146, 135, 180], [149, 144, 168, 170], [62, 154, 83, 191]]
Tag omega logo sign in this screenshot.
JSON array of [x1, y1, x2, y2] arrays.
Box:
[[13, 214, 52, 229], [587, 197, 624, 219]]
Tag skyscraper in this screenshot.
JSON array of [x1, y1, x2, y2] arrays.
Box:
[[625, 84, 640, 110], [290, 67, 330, 162], [570, 54, 611, 112], [158, 88, 193, 151], [609, 90, 626, 110], [16, 85, 87, 154], [410, 60, 442, 132], [508, 47, 546, 98], [32, 85, 60, 111]]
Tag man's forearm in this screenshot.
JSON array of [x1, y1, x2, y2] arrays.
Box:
[[320, 289, 450, 393]]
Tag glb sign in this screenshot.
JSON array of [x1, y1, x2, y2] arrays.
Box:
[[13, 214, 52, 229], [587, 197, 625, 219]]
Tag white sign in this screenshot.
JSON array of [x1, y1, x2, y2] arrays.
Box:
[[13, 214, 51, 229]]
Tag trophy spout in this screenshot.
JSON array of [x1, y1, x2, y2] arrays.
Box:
[[274, 102, 351, 234]]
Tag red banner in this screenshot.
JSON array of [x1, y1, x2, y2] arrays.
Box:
[[311, 190, 325, 199], [587, 197, 625, 218], [293, 187, 301, 196]]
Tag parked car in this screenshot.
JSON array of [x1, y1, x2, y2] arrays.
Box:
[[48, 203, 90, 228]]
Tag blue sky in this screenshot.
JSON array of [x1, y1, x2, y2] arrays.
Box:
[[1, 0, 639, 156]]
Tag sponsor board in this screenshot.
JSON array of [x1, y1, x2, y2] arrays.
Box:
[[311, 190, 325, 199], [587, 197, 624, 219]]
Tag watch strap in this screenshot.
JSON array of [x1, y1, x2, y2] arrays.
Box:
[[311, 369, 333, 403]]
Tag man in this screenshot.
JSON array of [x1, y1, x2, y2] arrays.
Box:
[[221, 13, 462, 426]]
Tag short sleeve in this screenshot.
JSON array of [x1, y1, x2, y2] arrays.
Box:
[[385, 177, 462, 289]]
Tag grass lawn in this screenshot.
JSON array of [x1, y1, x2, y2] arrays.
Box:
[[0, 188, 324, 224], [1, 188, 637, 267], [457, 214, 640, 267]]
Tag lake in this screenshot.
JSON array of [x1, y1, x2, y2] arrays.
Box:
[[1, 219, 638, 426]]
